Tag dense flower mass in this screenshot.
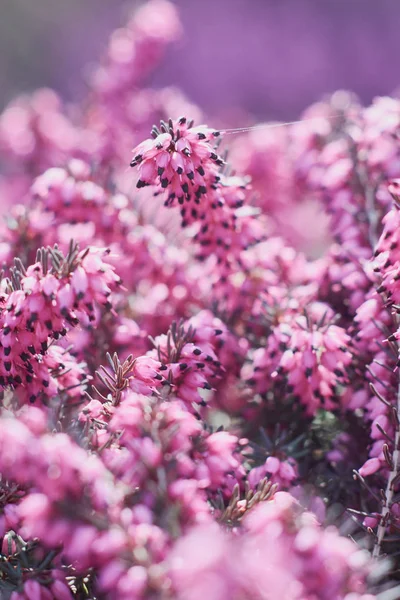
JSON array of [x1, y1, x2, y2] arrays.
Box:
[[130, 118, 223, 200], [3, 0, 400, 598]]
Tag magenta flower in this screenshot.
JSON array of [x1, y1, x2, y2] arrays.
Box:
[[243, 303, 352, 415], [3, 0, 400, 595], [131, 117, 223, 203]]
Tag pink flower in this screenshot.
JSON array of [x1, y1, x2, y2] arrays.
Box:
[[359, 458, 381, 477], [244, 304, 352, 415], [131, 117, 223, 203]]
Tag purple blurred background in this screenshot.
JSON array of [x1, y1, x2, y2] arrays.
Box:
[[1, 0, 400, 120]]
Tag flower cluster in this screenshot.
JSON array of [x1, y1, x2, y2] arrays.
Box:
[[242, 302, 353, 416], [131, 118, 223, 200], [0, 244, 119, 407], [4, 0, 400, 597], [170, 492, 375, 600]]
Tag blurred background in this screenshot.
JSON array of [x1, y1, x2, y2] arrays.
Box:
[[1, 0, 400, 121]]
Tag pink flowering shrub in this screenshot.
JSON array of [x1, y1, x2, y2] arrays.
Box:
[[3, 1, 400, 597]]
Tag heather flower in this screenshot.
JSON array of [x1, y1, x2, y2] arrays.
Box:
[[243, 303, 352, 415], [352, 290, 397, 474], [170, 492, 376, 600], [296, 97, 400, 254], [247, 455, 298, 490], [91, 0, 181, 98], [9, 571, 74, 600], [319, 245, 373, 314], [229, 122, 330, 254], [0, 89, 81, 177], [0, 410, 131, 579], [7, 159, 205, 340], [3, 1, 400, 594], [130, 117, 223, 202], [0, 244, 120, 405]]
